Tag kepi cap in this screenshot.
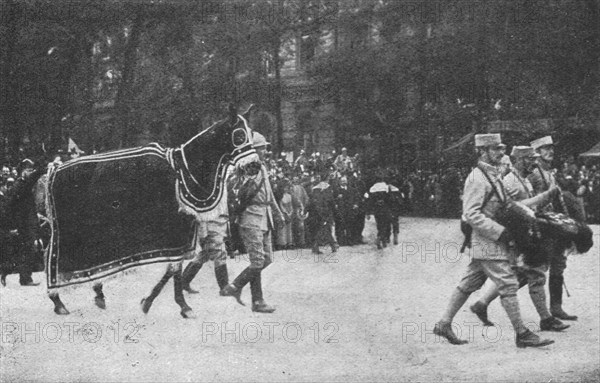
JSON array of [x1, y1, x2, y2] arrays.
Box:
[[511, 146, 540, 158], [530, 136, 553, 150], [474, 133, 503, 147]]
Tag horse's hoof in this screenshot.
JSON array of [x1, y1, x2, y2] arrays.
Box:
[[95, 296, 106, 310], [180, 309, 196, 319], [54, 306, 70, 315], [140, 298, 152, 314]]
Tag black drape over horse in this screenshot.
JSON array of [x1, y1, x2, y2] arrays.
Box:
[[45, 105, 258, 318]]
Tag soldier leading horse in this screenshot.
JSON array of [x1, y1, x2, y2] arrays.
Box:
[[45, 105, 258, 318]]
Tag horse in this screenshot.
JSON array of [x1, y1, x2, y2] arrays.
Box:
[[44, 105, 258, 318]]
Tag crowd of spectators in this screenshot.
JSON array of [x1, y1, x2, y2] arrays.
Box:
[[2, 145, 599, 259]]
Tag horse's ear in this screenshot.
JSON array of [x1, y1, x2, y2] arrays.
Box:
[[228, 104, 237, 123], [242, 104, 256, 121]]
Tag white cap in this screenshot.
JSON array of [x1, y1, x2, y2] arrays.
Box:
[[474, 133, 503, 147], [530, 136, 553, 150]]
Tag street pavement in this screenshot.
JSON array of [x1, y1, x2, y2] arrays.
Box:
[[1, 217, 598, 382]]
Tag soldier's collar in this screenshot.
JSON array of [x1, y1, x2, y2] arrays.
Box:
[[477, 161, 500, 177]]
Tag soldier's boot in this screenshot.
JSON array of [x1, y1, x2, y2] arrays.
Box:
[[433, 321, 468, 345], [182, 262, 203, 294], [250, 272, 275, 313], [470, 301, 494, 327], [516, 329, 554, 348], [393, 233, 398, 245], [376, 238, 382, 250], [221, 267, 260, 306], [540, 316, 570, 332], [215, 264, 229, 292], [549, 274, 577, 321]]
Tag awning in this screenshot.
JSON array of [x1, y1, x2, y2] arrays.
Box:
[[443, 132, 475, 152], [579, 142, 600, 157]]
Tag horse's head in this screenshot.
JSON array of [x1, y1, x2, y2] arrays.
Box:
[[174, 105, 259, 213]]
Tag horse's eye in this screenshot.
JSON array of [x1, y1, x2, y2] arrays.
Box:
[[232, 128, 247, 147]]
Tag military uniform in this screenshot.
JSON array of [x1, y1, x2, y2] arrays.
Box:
[[435, 134, 553, 348], [221, 156, 284, 312], [471, 149, 567, 331], [528, 136, 577, 321], [181, 215, 230, 294]]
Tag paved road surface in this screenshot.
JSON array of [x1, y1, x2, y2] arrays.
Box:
[[1, 218, 598, 382]]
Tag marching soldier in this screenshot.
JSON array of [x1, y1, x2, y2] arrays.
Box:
[[470, 146, 568, 332], [221, 132, 285, 313], [434, 134, 553, 348], [528, 135, 577, 321]]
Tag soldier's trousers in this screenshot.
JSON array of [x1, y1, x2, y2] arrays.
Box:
[[548, 247, 568, 309], [240, 227, 273, 270], [189, 220, 228, 268]]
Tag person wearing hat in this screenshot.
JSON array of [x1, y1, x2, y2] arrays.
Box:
[[221, 131, 285, 313], [528, 135, 577, 321], [470, 146, 567, 332], [434, 134, 554, 348]]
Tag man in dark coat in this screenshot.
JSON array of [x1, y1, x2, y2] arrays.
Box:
[[333, 176, 361, 246], [308, 173, 339, 254], [7, 159, 43, 286]]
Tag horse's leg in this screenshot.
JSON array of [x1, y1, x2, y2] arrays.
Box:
[[141, 263, 174, 314], [49, 291, 70, 315], [93, 282, 106, 309], [173, 261, 196, 319]]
